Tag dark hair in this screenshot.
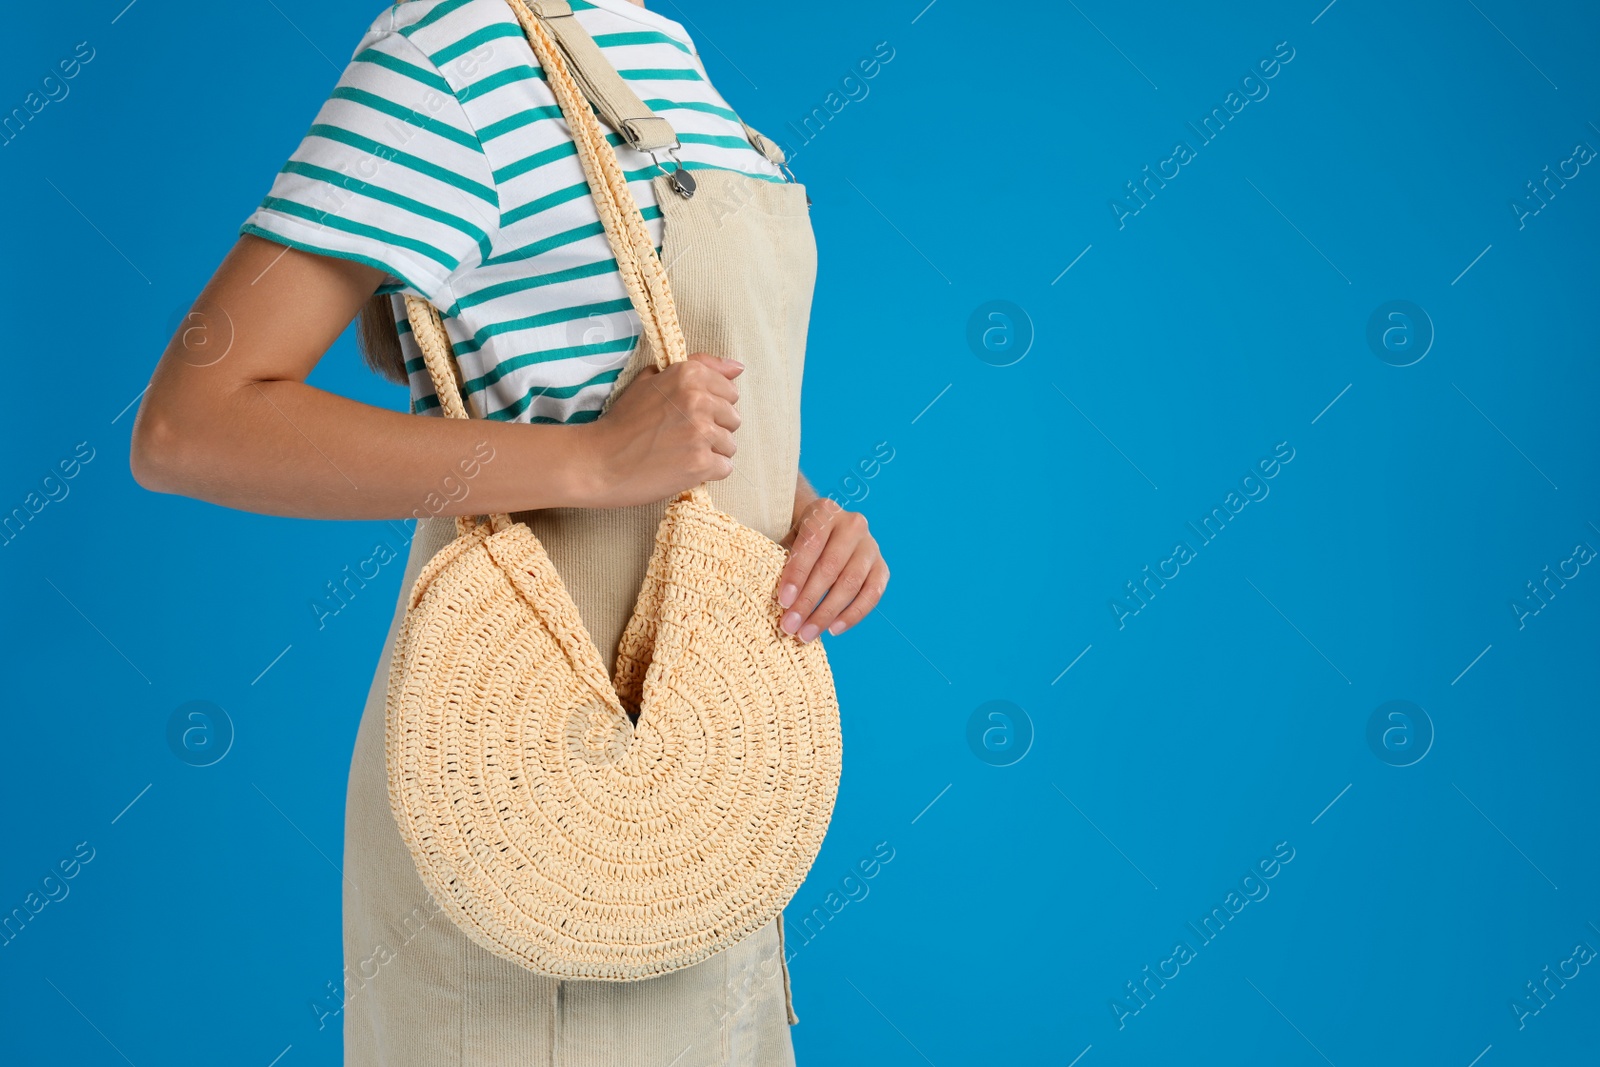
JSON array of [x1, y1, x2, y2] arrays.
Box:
[[356, 292, 410, 386]]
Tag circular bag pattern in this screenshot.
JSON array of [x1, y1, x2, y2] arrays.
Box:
[[386, 503, 842, 979]]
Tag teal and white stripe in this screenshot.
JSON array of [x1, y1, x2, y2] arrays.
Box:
[[239, 0, 784, 424]]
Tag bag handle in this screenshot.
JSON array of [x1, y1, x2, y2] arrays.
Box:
[[405, 0, 706, 540]]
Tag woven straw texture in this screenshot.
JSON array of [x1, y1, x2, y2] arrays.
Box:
[[383, 0, 843, 982]]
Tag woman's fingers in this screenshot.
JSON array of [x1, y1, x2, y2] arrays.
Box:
[[776, 497, 844, 606], [775, 499, 889, 640], [779, 509, 871, 641], [820, 558, 888, 636], [799, 543, 884, 639]]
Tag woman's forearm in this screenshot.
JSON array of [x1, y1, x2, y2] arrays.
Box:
[[132, 377, 600, 521], [794, 469, 819, 515], [131, 237, 612, 522]]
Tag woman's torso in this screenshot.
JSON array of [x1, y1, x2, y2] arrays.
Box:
[[240, 0, 787, 425]]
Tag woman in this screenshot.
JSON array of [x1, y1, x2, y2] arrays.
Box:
[[129, 0, 888, 1063]]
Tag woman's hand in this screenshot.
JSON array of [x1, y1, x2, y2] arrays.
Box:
[[775, 495, 889, 642], [577, 352, 744, 508]]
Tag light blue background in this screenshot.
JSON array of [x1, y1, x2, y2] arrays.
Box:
[[3, 0, 1598, 1064]]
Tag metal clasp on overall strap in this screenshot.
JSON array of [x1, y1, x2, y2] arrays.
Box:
[[778, 160, 812, 207], [647, 142, 696, 199], [773, 158, 811, 207]]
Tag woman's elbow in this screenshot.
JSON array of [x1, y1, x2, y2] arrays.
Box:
[[128, 396, 193, 494]]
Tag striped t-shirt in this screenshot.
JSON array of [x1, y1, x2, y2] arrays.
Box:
[[238, 0, 786, 423]]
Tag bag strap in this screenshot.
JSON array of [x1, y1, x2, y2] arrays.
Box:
[[404, 0, 705, 538], [404, 300, 513, 538]]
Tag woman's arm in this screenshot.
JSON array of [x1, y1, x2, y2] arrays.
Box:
[[792, 470, 820, 516], [130, 235, 744, 519]]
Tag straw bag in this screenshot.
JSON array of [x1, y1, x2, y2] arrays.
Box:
[[383, 0, 843, 981]]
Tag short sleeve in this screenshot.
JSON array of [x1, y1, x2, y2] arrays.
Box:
[[238, 19, 499, 307]]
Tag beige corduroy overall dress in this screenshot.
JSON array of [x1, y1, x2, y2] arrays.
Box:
[[340, 4, 818, 1064]]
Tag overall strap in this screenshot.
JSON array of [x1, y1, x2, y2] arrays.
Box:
[[526, 0, 792, 173], [524, 0, 678, 152], [736, 118, 789, 169]]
